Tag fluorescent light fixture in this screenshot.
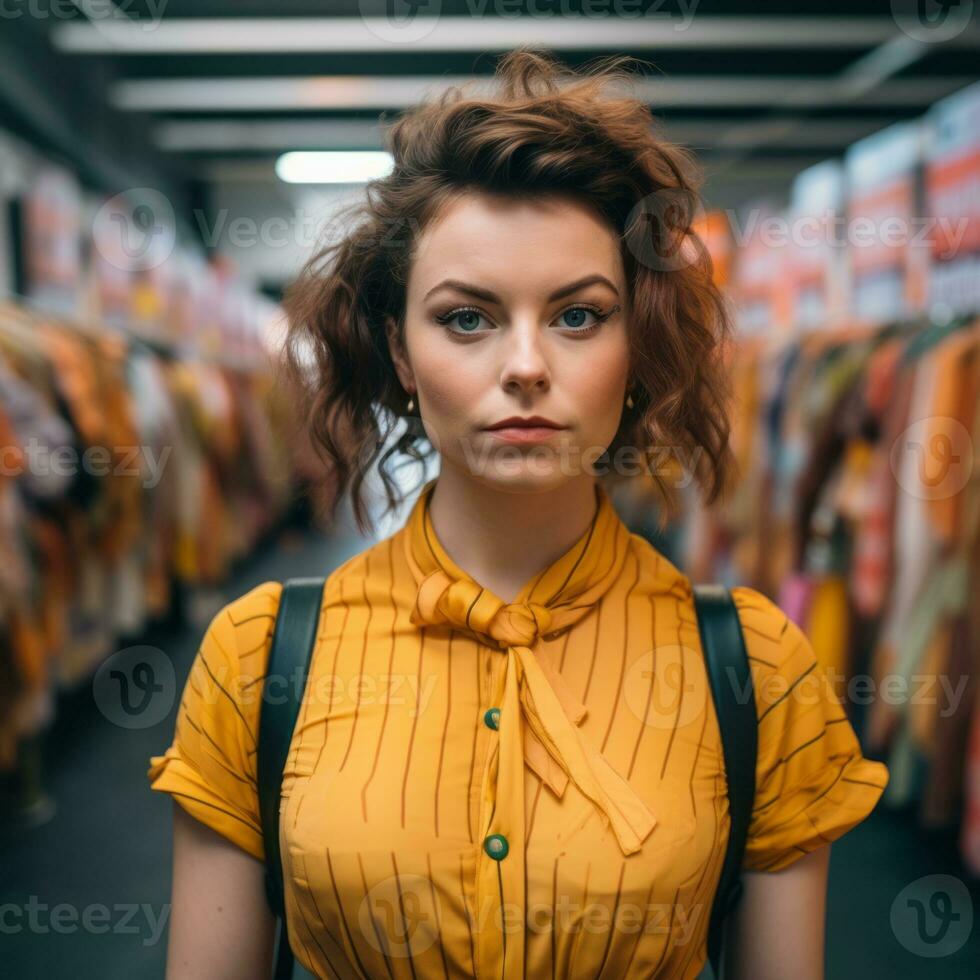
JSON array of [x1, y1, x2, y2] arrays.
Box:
[[275, 151, 394, 184], [112, 75, 973, 113], [50, 16, 935, 55]]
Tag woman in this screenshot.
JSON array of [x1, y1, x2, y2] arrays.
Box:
[[148, 49, 888, 979]]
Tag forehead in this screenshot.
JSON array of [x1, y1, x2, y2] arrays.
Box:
[[409, 192, 624, 295]]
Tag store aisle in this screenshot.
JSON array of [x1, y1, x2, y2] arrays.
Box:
[[0, 521, 977, 980], [0, 520, 369, 980]]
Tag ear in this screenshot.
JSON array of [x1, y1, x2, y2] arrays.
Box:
[[385, 315, 415, 392]]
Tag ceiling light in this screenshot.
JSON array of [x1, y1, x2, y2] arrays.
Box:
[[274, 151, 394, 184]]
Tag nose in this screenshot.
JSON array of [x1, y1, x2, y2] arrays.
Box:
[[499, 318, 551, 395]]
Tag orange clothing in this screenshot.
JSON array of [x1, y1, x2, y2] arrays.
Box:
[[149, 477, 888, 979], [803, 574, 851, 678]]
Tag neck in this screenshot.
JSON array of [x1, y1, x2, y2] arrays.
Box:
[[426, 467, 600, 605]]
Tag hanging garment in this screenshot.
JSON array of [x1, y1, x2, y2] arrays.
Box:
[[961, 686, 980, 875], [777, 570, 815, 629], [803, 574, 851, 679], [851, 341, 917, 621], [866, 347, 946, 752]]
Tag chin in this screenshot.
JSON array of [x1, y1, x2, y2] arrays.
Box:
[[446, 429, 602, 489], [469, 458, 574, 495]]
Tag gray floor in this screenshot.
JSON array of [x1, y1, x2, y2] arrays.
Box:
[[1, 522, 977, 979]]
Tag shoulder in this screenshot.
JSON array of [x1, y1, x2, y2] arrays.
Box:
[[208, 580, 283, 654], [729, 585, 808, 661], [201, 532, 424, 681], [729, 585, 828, 719], [216, 546, 376, 641], [184, 581, 285, 714], [221, 579, 284, 630], [317, 534, 416, 615], [205, 541, 386, 669], [625, 533, 694, 601]]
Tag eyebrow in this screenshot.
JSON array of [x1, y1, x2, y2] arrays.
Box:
[[422, 274, 620, 305]]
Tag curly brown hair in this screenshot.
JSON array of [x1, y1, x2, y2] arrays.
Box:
[[280, 47, 738, 536]]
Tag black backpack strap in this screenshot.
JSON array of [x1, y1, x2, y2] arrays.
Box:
[[693, 583, 757, 979], [257, 577, 326, 980]]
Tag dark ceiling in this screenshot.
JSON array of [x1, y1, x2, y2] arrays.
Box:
[[2, 0, 977, 216]]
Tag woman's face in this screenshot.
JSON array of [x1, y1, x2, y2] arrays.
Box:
[[387, 192, 631, 492]]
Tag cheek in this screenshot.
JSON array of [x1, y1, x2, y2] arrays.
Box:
[[415, 350, 481, 423], [568, 347, 629, 424]]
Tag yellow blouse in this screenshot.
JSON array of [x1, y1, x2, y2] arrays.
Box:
[[148, 476, 889, 979]]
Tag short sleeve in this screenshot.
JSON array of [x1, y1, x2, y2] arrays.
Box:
[[147, 580, 283, 861], [731, 586, 890, 873]]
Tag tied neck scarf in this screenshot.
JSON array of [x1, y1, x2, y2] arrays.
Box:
[[403, 477, 658, 856]]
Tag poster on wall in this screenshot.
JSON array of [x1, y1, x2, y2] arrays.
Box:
[[845, 121, 927, 325], [166, 247, 206, 350], [731, 200, 792, 336], [87, 192, 132, 330], [90, 187, 177, 333], [16, 166, 83, 316], [925, 81, 980, 317], [788, 160, 848, 330]]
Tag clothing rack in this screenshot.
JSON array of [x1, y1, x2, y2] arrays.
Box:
[[0, 292, 302, 825], [679, 314, 980, 876]]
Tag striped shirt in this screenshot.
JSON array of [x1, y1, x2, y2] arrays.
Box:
[[148, 476, 888, 979]]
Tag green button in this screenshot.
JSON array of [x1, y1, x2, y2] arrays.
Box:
[[484, 834, 509, 860], [483, 707, 500, 730]]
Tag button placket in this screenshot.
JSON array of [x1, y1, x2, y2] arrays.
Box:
[[474, 643, 525, 979]]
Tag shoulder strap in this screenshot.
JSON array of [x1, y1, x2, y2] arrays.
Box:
[[257, 577, 326, 980], [692, 583, 757, 979]]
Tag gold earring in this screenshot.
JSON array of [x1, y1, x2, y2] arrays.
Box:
[[626, 390, 634, 410], [406, 395, 415, 413]]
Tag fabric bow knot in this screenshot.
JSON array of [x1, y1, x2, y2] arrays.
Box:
[[411, 569, 554, 648], [409, 564, 658, 856]]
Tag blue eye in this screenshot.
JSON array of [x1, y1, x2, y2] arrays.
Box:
[[560, 307, 597, 329], [556, 304, 621, 333], [434, 307, 486, 333], [452, 310, 484, 332]]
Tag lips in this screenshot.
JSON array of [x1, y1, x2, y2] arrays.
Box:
[[484, 416, 564, 430], [482, 423, 566, 444]]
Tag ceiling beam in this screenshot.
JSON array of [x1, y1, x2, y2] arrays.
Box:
[[152, 115, 904, 152], [155, 119, 387, 151], [707, 33, 952, 173]]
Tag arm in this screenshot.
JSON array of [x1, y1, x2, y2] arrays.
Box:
[[724, 587, 889, 980], [721, 843, 831, 980], [165, 802, 277, 980]]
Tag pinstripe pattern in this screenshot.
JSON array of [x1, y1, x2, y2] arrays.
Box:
[[149, 477, 888, 978]]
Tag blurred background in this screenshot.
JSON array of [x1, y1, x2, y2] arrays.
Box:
[[0, 2, 978, 978]]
